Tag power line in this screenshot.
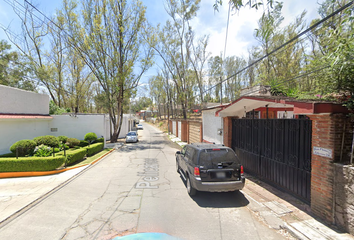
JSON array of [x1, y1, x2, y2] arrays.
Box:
[[200, 0, 354, 98]]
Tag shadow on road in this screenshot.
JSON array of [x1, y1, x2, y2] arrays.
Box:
[[191, 190, 249, 208], [178, 176, 249, 208]]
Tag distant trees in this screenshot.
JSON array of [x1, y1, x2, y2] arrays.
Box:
[[0, 40, 34, 91]]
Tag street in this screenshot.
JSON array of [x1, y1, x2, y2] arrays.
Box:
[[0, 123, 287, 240]]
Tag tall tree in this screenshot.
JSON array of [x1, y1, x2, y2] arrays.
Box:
[[6, 3, 56, 101], [0, 39, 34, 91], [151, 0, 201, 119], [65, 0, 154, 142]]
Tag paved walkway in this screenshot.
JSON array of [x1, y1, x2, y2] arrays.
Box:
[[1, 135, 353, 239]]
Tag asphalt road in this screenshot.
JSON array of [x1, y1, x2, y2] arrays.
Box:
[[0, 123, 287, 240]]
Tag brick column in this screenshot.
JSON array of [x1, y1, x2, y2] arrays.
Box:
[[308, 114, 349, 223], [187, 121, 190, 144], [181, 120, 188, 142], [223, 117, 232, 148]]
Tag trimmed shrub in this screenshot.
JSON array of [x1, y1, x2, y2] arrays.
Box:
[[85, 143, 104, 157], [84, 132, 97, 144], [66, 148, 87, 165], [95, 137, 104, 143], [0, 156, 65, 172], [10, 140, 37, 157], [79, 140, 89, 147], [33, 135, 59, 148], [67, 138, 80, 148], [0, 152, 16, 158], [58, 136, 68, 144]]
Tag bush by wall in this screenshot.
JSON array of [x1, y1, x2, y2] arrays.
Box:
[[85, 143, 104, 157], [10, 140, 37, 157], [58, 136, 68, 143], [95, 137, 104, 143], [66, 148, 87, 166], [79, 140, 89, 147], [33, 135, 60, 148], [84, 132, 97, 144], [0, 156, 65, 172], [67, 138, 80, 148], [0, 152, 16, 158]]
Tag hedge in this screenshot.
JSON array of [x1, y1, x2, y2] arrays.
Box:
[[0, 152, 16, 158], [66, 148, 87, 166], [33, 135, 60, 148], [10, 139, 37, 157], [85, 142, 104, 157], [0, 156, 66, 172], [67, 138, 80, 148], [79, 140, 89, 147]]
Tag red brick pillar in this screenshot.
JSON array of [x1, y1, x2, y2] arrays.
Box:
[[223, 117, 232, 148], [181, 121, 188, 142], [187, 121, 190, 144], [308, 114, 342, 223]]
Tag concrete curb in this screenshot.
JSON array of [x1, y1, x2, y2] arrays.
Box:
[[0, 149, 115, 179], [282, 223, 309, 240]]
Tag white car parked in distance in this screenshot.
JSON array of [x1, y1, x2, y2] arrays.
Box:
[[137, 124, 143, 130], [126, 131, 138, 143]]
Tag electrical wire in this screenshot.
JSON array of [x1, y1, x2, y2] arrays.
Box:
[[200, 0, 354, 98]]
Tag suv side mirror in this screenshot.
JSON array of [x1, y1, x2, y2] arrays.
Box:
[[176, 151, 181, 155]]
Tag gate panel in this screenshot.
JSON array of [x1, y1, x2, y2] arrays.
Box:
[[232, 118, 312, 203]]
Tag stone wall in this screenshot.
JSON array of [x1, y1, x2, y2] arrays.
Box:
[[334, 164, 354, 234]]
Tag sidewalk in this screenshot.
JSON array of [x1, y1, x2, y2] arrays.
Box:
[[168, 134, 354, 240]]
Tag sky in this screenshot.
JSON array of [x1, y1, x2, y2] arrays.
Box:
[[0, 0, 323, 98]]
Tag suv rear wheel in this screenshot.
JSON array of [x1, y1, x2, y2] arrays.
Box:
[[176, 160, 180, 173], [186, 176, 196, 196]]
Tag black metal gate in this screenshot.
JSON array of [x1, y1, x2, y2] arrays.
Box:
[[232, 119, 312, 203]]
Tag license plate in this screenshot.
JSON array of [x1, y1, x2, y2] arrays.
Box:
[[216, 172, 226, 178]]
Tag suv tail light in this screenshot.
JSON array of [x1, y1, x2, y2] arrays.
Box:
[[194, 167, 200, 177], [240, 165, 244, 174]]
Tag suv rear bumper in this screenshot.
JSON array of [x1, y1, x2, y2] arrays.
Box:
[[191, 176, 245, 192]]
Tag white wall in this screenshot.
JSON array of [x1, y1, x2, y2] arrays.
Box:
[[172, 121, 177, 135], [105, 114, 130, 140], [277, 111, 294, 119], [0, 118, 52, 154], [178, 121, 182, 138], [0, 85, 49, 114], [202, 109, 223, 144], [50, 115, 106, 141]]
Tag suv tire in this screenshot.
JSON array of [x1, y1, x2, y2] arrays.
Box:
[[187, 176, 196, 196], [176, 160, 180, 173]]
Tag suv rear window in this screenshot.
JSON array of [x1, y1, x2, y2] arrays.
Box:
[[199, 149, 239, 166]]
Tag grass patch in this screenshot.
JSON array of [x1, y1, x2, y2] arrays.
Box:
[[70, 148, 112, 167]]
